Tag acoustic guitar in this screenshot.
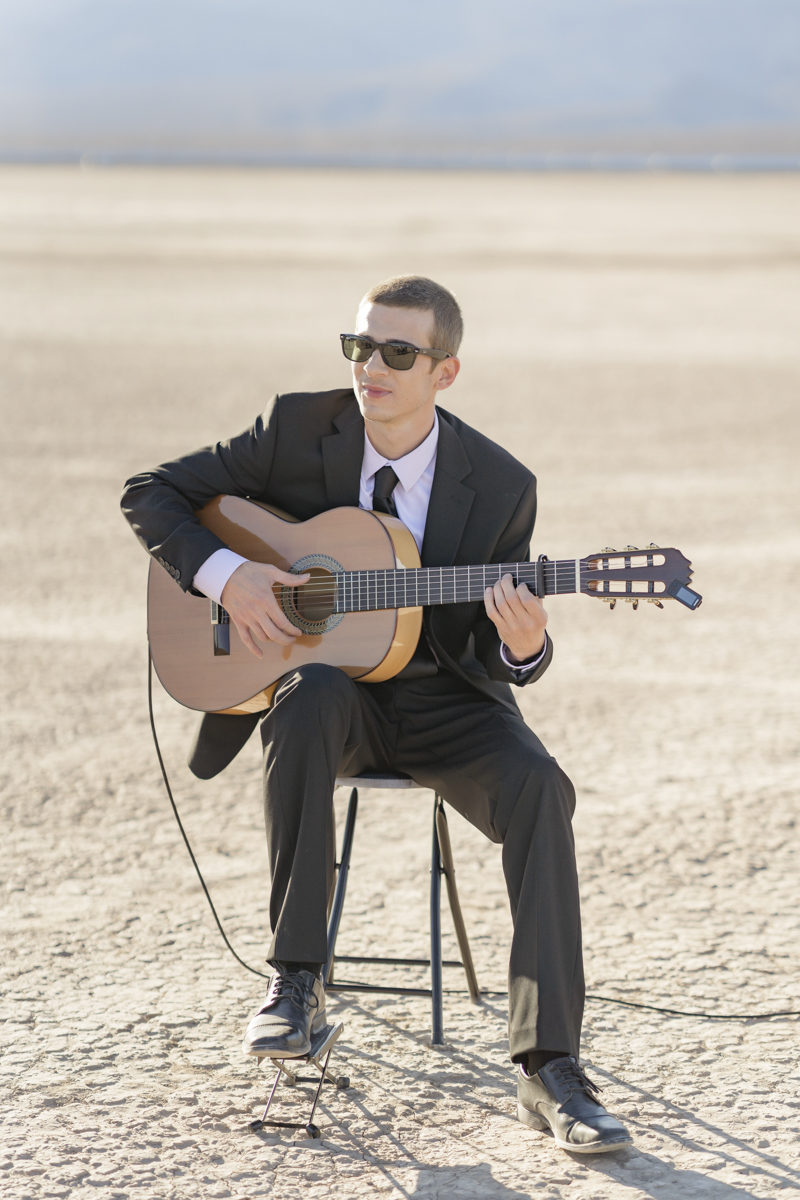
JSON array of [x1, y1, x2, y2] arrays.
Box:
[[148, 495, 701, 715]]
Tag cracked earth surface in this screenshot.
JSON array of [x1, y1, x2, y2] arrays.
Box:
[[2, 166, 800, 1198]]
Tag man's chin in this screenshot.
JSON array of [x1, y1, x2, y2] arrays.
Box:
[[357, 398, 395, 423]]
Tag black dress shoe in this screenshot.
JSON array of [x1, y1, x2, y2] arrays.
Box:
[[517, 1056, 632, 1154], [242, 967, 326, 1059]]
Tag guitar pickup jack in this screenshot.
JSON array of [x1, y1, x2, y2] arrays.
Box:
[[211, 601, 231, 655]]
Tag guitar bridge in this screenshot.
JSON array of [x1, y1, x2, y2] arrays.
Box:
[[210, 601, 230, 655]]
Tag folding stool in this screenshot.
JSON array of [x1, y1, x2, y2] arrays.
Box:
[[324, 772, 481, 1044]]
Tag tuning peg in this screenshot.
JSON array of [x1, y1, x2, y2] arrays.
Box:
[[647, 598, 664, 608], [599, 547, 616, 554], [625, 598, 639, 609], [622, 545, 639, 552], [603, 598, 617, 609], [645, 542, 661, 550]]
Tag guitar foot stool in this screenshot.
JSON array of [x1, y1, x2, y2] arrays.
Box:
[[249, 1021, 349, 1140]]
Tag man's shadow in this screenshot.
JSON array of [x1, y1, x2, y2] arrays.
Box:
[[316, 1000, 800, 1198], [583, 1154, 795, 1200], [406, 1162, 534, 1196], [404, 1157, 790, 1199]]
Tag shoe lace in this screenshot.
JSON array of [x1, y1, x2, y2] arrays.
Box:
[[264, 971, 320, 1012], [550, 1057, 601, 1102]]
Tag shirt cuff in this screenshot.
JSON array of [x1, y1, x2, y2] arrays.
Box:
[[192, 548, 248, 605], [500, 633, 549, 678]]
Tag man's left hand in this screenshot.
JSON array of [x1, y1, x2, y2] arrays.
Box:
[[484, 574, 548, 665]]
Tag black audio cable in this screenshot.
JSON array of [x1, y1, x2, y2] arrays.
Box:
[[149, 655, 269, 980], [149, 656, 800, 1020]]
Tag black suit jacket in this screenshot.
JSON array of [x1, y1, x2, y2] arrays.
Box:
[[122, 388, 553, 777]]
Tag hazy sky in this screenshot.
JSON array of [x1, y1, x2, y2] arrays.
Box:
[[1, 0, 798, 158]]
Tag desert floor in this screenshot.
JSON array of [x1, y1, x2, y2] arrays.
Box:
[[2, 165, 800, 1199]]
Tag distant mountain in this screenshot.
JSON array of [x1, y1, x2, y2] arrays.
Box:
[[1, 0, 798, 160]]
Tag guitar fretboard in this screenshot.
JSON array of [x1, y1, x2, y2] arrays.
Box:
[[332, 559, 581, 614]]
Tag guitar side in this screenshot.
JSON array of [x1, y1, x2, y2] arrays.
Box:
[[147, 500, 422, 713]]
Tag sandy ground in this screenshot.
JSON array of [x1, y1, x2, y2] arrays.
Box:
[[1, 165, 800, 1199]]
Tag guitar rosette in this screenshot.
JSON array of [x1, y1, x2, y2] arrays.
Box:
[[280, 554, 345, 635]]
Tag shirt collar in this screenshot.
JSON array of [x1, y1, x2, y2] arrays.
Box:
[[361, 413, 439, 493]]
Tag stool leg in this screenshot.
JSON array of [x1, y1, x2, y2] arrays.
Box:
[[435, 799, 481, 1003], [430, 796, 444, 1046], [324, 788, 358, 987]]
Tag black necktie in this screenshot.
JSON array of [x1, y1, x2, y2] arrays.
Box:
[[372, 465, 400, 517]]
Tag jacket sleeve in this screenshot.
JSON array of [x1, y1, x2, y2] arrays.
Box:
[[120, 396, 281, 591], [471, 475, 553, 687]]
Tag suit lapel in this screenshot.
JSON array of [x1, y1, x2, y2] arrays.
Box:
[[421, 412, 476, 567], [321, 397, 364, 508]]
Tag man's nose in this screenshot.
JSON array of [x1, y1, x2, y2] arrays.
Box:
[[363, 349, 387, 373]]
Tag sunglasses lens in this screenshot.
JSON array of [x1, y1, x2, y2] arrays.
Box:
[[382, 344, 417, 370], [341, 335, 373, 362]]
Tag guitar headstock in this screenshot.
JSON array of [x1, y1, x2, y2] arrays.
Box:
[[581, 544, 702, 610]]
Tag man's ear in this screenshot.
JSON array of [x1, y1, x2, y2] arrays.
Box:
[[435, 356, 460, 391]]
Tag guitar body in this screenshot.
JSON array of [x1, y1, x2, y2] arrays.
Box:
[[148, 495, 700, 716], [147, 498, 422, 714]]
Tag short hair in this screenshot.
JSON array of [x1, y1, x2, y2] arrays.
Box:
[[360, 275, 463, 357]]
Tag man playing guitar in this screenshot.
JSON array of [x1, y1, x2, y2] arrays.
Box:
[[122, 275, 631, 1153]]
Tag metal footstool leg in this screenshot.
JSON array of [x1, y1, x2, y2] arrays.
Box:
[[430, 800, 444, 1045], [324, 777, 480, 1047]]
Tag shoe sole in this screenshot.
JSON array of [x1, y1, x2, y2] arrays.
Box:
[[517, 1103, 632, 1154], [243, 1039, 311, 1060], [242, 1015, 327, 1060]]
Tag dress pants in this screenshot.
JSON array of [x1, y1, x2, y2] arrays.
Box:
[[259, 662, 584, 1062]]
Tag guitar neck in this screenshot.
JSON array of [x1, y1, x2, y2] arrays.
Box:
[[333, 559, 581, 613]]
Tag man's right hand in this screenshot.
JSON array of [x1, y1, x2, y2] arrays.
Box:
[[221, 561, 310, 658]]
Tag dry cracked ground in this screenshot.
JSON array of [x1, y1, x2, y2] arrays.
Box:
[[2, 165, 800, 1199]]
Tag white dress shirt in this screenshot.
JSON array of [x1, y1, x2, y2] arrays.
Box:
[[192, 413, 547, 676], [358, 414, 439, 552]]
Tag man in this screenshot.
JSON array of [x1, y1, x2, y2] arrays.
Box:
[[122, 275, 631, 1154]]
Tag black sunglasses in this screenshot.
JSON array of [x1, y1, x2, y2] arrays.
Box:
[[340, 334, 451, 371]]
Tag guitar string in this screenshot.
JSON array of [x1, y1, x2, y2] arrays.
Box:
[[292, 581, 658, 602], [283, 568, 671, 592], [282, 554, 664, 585], [277, 558, 667, 599], [284, 564, 599, 610], [284, 562, 579, 587], [287, 573, 571, 593], [277, 563, 584, 600], [280, 555, 660, 585], [147, 655, 800, 1020]]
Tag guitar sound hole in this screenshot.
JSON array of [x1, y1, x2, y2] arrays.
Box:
[[292, 567, 336, 624]]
